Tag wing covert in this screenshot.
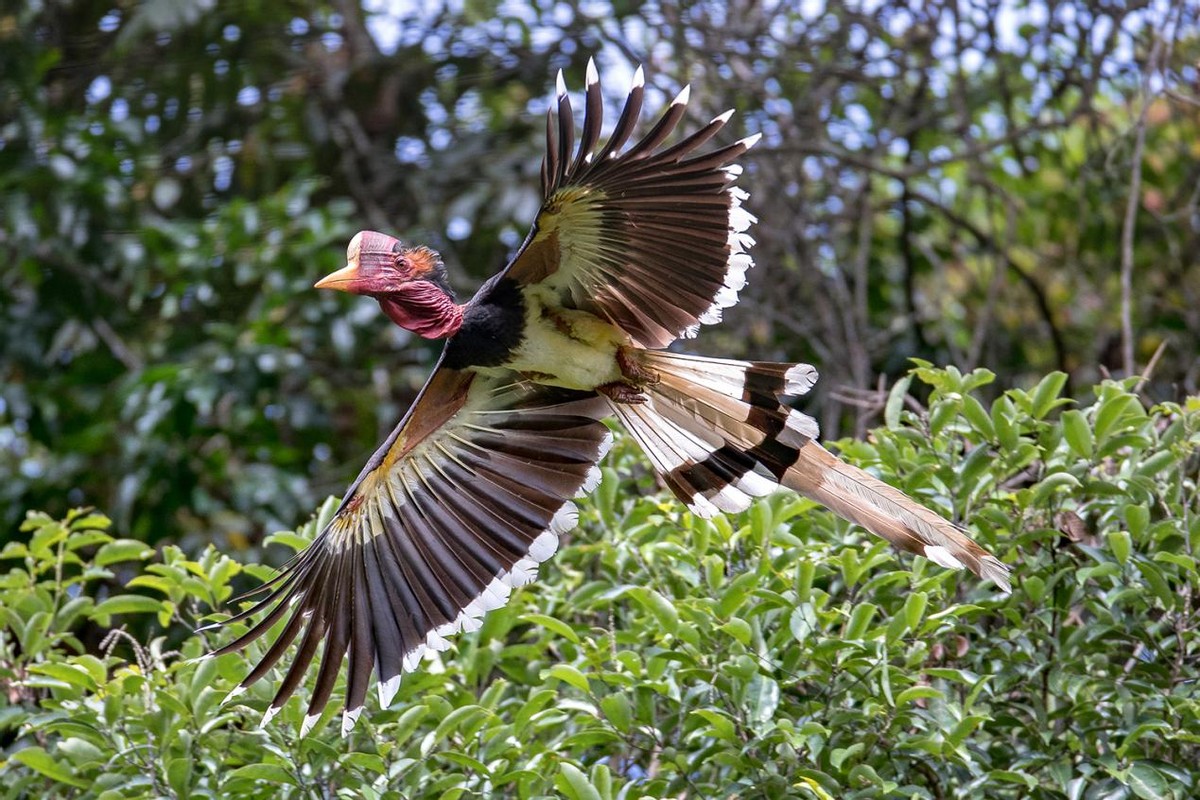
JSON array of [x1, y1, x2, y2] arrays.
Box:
[[504, 59, 761, 349], [205, 363, 612, 734]]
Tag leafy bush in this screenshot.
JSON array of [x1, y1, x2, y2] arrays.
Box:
[[2, 368, 1197, 798]]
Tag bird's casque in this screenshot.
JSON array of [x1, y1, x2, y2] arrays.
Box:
[[204, 59, 1011, 736]]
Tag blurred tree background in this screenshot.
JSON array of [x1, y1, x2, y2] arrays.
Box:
[[1, 0, 1197, 555]]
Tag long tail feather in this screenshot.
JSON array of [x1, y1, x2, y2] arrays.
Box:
[[779, 439, 1011, 590], [618, 351, 1011, 592]]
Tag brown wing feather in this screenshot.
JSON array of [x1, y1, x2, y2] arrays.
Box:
[[501, 59, 760, 348], [204, 363, 613, 735]]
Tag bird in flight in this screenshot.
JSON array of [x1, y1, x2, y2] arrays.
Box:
[[207, 60, 1010, 735]]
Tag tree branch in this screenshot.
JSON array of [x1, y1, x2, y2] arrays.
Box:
[[1120, 33, 1166, 376]]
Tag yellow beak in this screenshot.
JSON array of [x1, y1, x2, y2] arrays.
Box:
[[314, 263, 359, 291]]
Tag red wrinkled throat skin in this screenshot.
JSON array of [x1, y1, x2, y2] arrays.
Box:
[[379, 284, 463, 339]]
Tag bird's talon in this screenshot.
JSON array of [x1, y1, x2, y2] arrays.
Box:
[[616, 346, 660, 386], [597, 382, 648, 404]]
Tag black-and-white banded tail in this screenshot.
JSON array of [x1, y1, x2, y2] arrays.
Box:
[[613, 351, 1011, 592]]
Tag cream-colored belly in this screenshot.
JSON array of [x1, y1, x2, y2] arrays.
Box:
[[488, 287, 627, 391]]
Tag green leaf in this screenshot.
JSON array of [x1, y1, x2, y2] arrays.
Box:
[[90, 594, 164, 622], [1134, 449, 1176, 478], [702, 553, 726, 589], [1117, 721, 1172, 758], [989, 769, 1037, 788], [1126, 762, 1169, 800], [263, 531, 312, 553], [961, 368, 997, 392], [903, 591, 928, 631], [1154, 552, 1197, 576], [29, 521, 68, 557], [126, 575, 174, 595], [557, 763, 603, 800], [630, 587, 679, 634], [1061, 409, 1093, 458], [991, 396, 1019, 451], [68, 511, 112, 531], [600, 693, 633, 733], [691, 708, 738, 742], [391, 704, 429, 741], [433, 705, 490, 742], [65, 530, 113, 551], [1032, 471, 1081, 504], [1024, 575, 1046, 603], [884, 374, 912, 430], [514, 690, 556, 736], [226, 764, 297, 786], [720, 617, 753, 645], [167, 757, 192, 797], [896, 686, 942, 705], [960, 395, 995, 440], [884, 611, 909, 644], [1109, 530, 1132, 565], [1135, 561, 1176, 608], [440, 751, 490, 775], [561, 729, 621, 749], [830, 742, 864, 770], [95, 539, 154, 566], [790, 602, 818, 644], [948, 714, 988, 747], [1095, 393, 1144, 442], [13, 747, 89, 789], [1029, 372, 1069, 419], [844, 602, 877, 640], [716, 571, 757, 617], [794, 773, 838, 800], [545, 664, 590, 693], [343, 753, 388, 775], [75, 655, 108, 687], [590, 764, 612, 800], [746, 673, 780, 725], [1124, 504, 1149, 539], [522, 613, 580, 644], [27, 662, 98, 691], [929, 396, 960, 438]]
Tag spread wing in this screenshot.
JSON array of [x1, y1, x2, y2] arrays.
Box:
[[500, 59, 760, 349], [205, 362, 612, 734]]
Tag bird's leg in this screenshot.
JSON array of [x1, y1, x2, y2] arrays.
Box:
[[596, 382, 648, 404], [597, 346, 659, 404], [617, 346, 660, 386]]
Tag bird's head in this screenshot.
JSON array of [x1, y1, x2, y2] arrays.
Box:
[[316, 230, 463, 339], [317, 230, 450, 296]]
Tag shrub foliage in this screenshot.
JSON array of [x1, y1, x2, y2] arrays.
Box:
[[2, 368, 1198, 798]]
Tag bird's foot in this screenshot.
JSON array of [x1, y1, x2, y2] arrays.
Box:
[[616, 346, 660, 386], [597, 381, 648, 404], [600, 347, 657, 402]]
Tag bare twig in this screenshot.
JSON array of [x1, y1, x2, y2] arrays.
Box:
[[1133, 339, 1169, 396], [92, 318, 143, 372], [1120, 34, 1165, 376]]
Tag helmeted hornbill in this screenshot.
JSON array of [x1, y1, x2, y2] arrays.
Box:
[[206, 60, 1011, 735]]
